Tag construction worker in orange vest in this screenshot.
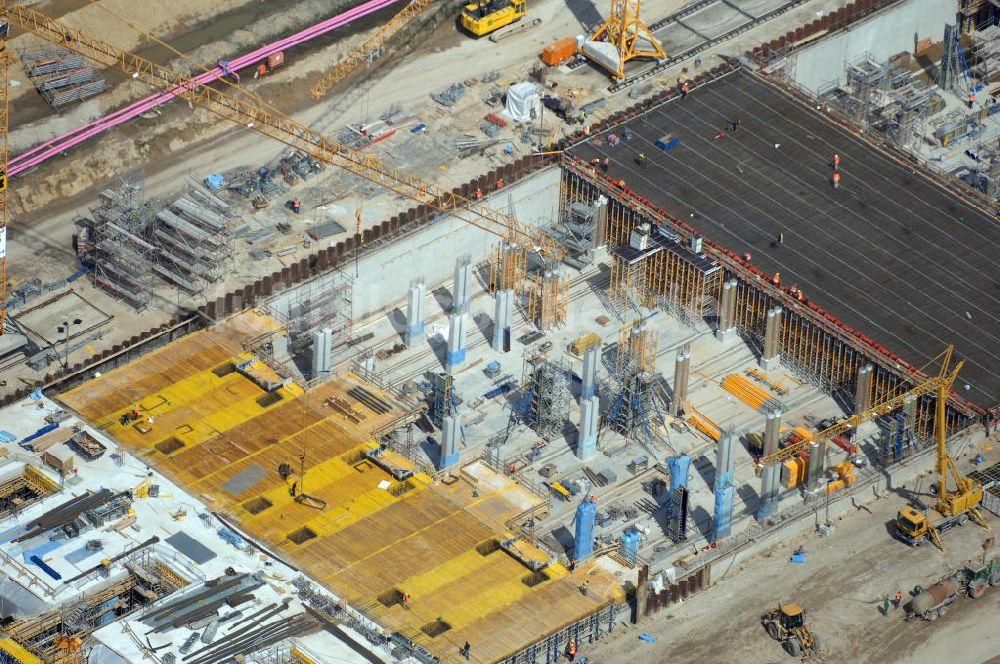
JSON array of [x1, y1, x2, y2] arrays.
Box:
[[833, 171, 841, 190], [475, 186, 483, 200], [401, 592, 411, 608], [797, 289, 806, 302], [968, 92, 976, 108], [496, 178, 504, 190], [292, 199, 302, 214], [567, 639, 577, 661], [772, 272, 780, 285], [833, 153, 840, 171], [617, 179, 626, 189], [743, 251, 752, 262]]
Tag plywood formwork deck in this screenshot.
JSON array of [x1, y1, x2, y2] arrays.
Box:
[[59, 311, 623, 663]]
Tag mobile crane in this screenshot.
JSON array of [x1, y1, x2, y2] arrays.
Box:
[[892, 347, 989, 551]]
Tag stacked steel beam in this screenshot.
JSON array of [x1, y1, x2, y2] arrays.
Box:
[[19, 47, 109, 110]]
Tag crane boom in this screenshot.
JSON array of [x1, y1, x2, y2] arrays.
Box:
[[0, 2, 562, 262], [761, 346, 962, 468], [310, 0, 434, 100]]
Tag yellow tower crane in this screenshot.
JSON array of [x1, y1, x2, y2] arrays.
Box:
[[581, 0, 665, 80], [0, 2, 564, 331], [310, 0, 435, 99]]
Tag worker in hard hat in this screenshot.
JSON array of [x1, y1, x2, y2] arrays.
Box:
[[833, 171, 841, 190], [833, 153, 840, 171], [772, 272, 781, 285]]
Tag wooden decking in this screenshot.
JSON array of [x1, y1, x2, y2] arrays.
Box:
[[59, 311, 624, 663]]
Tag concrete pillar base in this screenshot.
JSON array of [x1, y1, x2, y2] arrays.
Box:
[[715, 328, 736, 342], [576, 434, 597, 460], [759, 356, 780, 371]]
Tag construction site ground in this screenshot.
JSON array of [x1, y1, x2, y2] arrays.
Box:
[[570, 68, 1000, 410], [584, 433, 1000, 663], [1, 0, 852, 393]]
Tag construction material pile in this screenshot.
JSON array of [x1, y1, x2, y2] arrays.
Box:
[[722, 374, 775, 411], [20, 47, 109, 110]]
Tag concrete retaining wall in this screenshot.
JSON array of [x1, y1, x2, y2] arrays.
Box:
[[788, 0, 956, 92]]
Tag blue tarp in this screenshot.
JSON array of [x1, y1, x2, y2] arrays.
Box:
[[204, 174, 225, 190], [19, 423, 58, 449]]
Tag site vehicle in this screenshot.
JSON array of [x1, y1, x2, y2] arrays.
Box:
[[461, 0, 526, 37], [761, 603, 822, 657], [910, 560, 1000, 620], [893, 347, 989, 550]]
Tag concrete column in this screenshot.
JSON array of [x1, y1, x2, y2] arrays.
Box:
[[440, 414, 461, 469], [716, 429, 737, 488], [492, 289, 514, 352], [671, 345, 691, 416], [758, 408, 783, 519], [311, 328, 332, 376], [854, 365, 873, 415], [576, 395, 600, 460], [446, 313, 467, 372], [760, 306, 782, 370], [715, 279, 737, 342], [453, 258, 471, 314], [405, 282, 426, 346], [713, 429, 739, 542], [805, 438, 827, 490], [592, 195, 608, 249], [762, 408, 782, 455], [581, 344, 600, 398]]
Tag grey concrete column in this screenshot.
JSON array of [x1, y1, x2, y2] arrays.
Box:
[[760, 306, 782, 370], [440, 414, 461, 468], [854, 365, 873, 415], [671, 345, 691, 416], [453, 258, 471, 314], [311, 327, 332, 376], [762, 408, 782, 456], [592, 195, 608, 249], [576, 395, 599, 460], [492, 289, 514, 352], [446, 313, 467, 372], [758, 408, 783, 519], [715, 279, 737, 342], [405, 282, 426, 346], [581, 344, 600, 398], [805, 437, 828, 490]]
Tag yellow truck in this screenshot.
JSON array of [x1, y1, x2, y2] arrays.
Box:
[[461, 0, 526, 37]]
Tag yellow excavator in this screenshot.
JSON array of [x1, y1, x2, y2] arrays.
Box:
[[460, 0, 526, 37], [893, 347, 989, 551]]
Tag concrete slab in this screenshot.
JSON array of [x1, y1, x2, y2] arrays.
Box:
[[570, 69, 1000, 410], [13, 289, 112, 347]]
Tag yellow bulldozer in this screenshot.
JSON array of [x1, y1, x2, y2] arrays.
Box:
[[761, 603, 822, 658]]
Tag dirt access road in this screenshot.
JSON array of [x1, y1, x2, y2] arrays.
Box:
[[583, 444, 1000, 664]]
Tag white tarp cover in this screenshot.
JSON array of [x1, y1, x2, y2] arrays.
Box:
[[0, 573, 48, 617], [88, 644, 128, 664], [504, 82, 540, 122]]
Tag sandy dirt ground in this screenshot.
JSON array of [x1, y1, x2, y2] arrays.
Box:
[[582, 437, 1000, 664]]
